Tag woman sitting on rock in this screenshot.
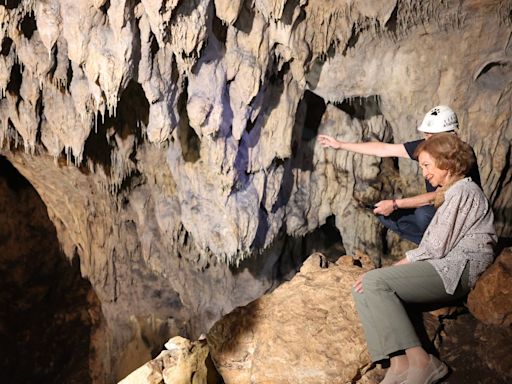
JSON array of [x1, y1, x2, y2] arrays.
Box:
[[352, 133, 496, 384]]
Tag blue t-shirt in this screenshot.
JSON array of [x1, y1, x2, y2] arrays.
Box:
[[403, 139, 481, 192]]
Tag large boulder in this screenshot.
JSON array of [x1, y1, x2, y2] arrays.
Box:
[[207, 253, 379, 384], [467, 248, 512, 326]]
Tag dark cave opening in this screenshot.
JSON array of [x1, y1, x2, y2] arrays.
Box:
[[233, 0, 255, 34], [301, 90, 326, 142], [289, 90, 326, 174], [334, 95, 382, 120], [6, 62, 22, 97], [234, 214, 345, 295], [342, 24, 360, 56], [3, 0, 21, 10], [0, 156, 99, 384], [20, 11, 37, 40], [99, 0, 111, 14], [282, 0, 303, 26], [177, 79, 201, 163], [81, 79, 149, 192], [270, 216, 345, 282], [1, 37, 13, 56], [212, 13, 228, 45], [384, 5, 399, 34], [300, 215, 345, 263]]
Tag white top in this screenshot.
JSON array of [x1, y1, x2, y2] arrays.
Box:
[[406, 178, 497, 294]]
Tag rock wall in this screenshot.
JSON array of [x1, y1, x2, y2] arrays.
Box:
[[0, 0, 511, 382], [0, 156, 98, 383]]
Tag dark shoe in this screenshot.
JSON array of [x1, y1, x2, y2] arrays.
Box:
[[406, 355, 448, 384]]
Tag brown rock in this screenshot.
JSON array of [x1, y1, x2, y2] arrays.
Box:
[[467, 248, 512, 326], [422, 312, 512, 383], [207, 253, 377, 384]]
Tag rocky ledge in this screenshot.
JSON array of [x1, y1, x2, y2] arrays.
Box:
[[120, 249, 512, 383]]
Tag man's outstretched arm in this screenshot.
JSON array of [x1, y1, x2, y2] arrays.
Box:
[[317, 134, 409, 158]]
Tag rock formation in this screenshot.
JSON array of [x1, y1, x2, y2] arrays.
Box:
[[207, 252, 377, 384], [0, 157, 99, 383], [206, 252, 512, 384], [124, 252, 512, 383], [118, 336, 221, 384], [467, 247, 512, 327], [0, 1, 511, 382]]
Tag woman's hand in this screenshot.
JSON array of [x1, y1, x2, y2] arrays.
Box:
[[354, 259, 410, 293], [317, 134, 342, 149], [393, 257, 410, 266], [353, 273, 365, 293]]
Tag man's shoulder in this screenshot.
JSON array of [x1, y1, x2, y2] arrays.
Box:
[[403, 139, 425, 159], [403, 139, 425, 146]]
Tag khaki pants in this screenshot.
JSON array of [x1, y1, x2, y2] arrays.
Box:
[[352, 261, 469, 362]]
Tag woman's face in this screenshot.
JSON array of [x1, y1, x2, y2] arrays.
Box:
[[418, 151, 450, 187]]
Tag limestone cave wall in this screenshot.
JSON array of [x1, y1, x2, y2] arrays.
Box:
[[0, 0, 511, 382]]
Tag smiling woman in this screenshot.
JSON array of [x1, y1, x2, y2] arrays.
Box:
[[351, 134, 496, 384], [414, 133, 477, 207], [418, 150, 450, 188]]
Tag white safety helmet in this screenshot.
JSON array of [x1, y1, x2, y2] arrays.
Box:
[[417, 105, 458, 133]]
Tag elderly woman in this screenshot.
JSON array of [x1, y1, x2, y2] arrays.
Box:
[[352, 133, 496, 384]]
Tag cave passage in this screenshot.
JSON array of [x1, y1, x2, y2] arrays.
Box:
[[0, 156, 99, 384], [301, 215, 345, 263]]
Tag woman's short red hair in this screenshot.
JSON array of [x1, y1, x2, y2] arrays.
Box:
[[414, 133, 475, 177]]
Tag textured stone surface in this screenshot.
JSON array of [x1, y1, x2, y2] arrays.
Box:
[[118, 336, 218, 384], [423, 310, 512, 383], [124, 252, 512, 384], [467, 248, 512, 326], [0, 1, 511, 382], [207, 253, 378, 384]]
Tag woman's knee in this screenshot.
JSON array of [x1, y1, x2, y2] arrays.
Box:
[[351, 286, 360, 301], [362, 269, 389, 292]]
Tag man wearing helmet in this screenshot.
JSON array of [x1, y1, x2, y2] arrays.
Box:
[[317, 105, 481, 245]]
